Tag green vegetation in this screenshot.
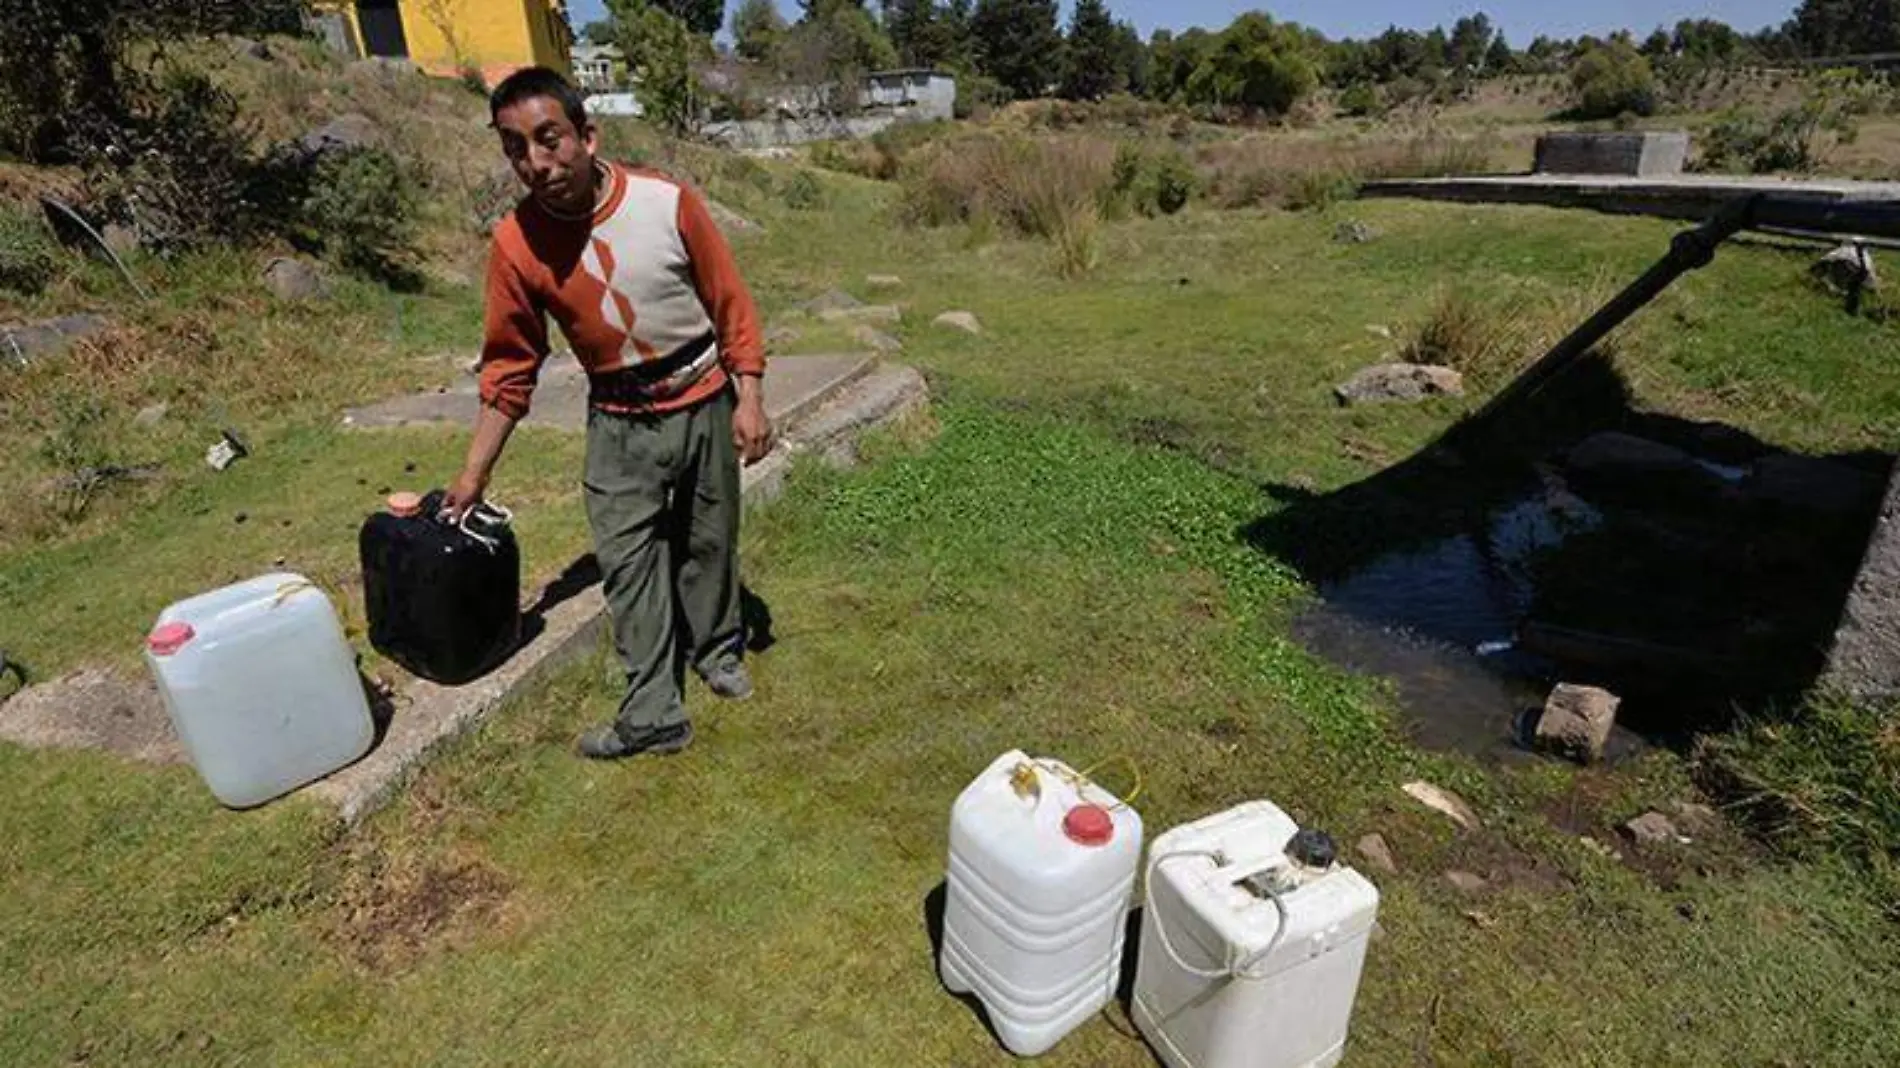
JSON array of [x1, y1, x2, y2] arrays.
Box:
[[0, 201, 58, 296], [1569, 40, 1660, 120]]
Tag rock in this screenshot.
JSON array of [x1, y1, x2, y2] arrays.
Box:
[[1668, 801, 1721, 837], [818, 304, 901, 326], [1534, 683, 1621, 764], [1355, 833, 1398, 875], [1402, 781, 1481, 831], [1365, 324, 1393, 340], [228, 35, 271, 60], [1621, 811, 1683, 847], [1812, 243, 1876, 296], [1334, 363, 1464, 406], [1565, 432, 1708, 486], [851, 324, 903, 354], [0, 314, 113, 364], [100, 222, 140, 257], [1444, 870, 1488, 894], [262, 257, 328, 302], [706, 199, 762, 237], [802, 289, 864, 316], [0, 667, 183, 764], [297, 113, 382, 159], [934, 310, 984, 336], [133, 402, 170, 427], [1334, 220, 1380, 244], [866, 274, 904, 289], [1746, 454, 1883, 515], [764, 325, 801, 348]]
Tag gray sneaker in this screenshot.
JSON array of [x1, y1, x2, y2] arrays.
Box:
[[577, 720, 694, 761], [701, 661, 755, 701]]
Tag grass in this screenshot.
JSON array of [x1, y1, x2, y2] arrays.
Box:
[[6, 54, 1900, 1065]]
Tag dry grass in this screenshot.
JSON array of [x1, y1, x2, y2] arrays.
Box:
[[1399, 281, 1617, 392], [898, 134, 1116, 276], [1194, 132, 1500, 210]]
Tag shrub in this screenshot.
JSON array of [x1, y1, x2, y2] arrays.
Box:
[[897, 134, 1116, 275], [809, 138, 884, 180], [300, 146, 419, 274], [1338, 82, 1381, 118], [782, 169, 827, 211], [1696, 695, 1900, 912], [1570, 41, 1658, 120], [1109, 143, 1200, 218], [955, 73, 1010, 120], [0, 202, 60, 296]]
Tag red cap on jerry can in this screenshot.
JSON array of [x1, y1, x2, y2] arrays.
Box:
[[1063, 804, 1115, 846], [147, 622, 196, 657]]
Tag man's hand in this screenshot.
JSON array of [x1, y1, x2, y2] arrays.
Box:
[[442, 466, 488, 522], [732, 374, 773, 466]]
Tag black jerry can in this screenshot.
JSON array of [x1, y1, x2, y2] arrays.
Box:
[[360, 491, 521, 685]]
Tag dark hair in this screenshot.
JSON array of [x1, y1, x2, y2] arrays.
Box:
[[488, 66, 590, 131]]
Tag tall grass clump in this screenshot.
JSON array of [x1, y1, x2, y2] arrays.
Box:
[[1195, 133, 1496, 211], [0, 201, 61, 296], [898, 135, 1116, 276]]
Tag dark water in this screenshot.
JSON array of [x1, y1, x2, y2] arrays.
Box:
[[1291, 493, 1648, 762]]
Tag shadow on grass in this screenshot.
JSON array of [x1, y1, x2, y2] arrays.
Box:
[[1245, 351, 1893, 745]]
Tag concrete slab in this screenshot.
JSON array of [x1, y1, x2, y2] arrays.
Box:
[[342, 352, 876, 433], [311, 360, 930, 824], [1823, 461, 1900, 702], [1361, 174, 1900, 243], [1535, 131, 1690, 177]]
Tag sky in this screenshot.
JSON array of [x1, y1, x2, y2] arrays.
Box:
[[565, 1, 1800, 44]]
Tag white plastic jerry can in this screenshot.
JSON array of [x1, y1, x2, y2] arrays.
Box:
[[940, 750, 1144, 1056], [1133, 801, 1380, 1068], [144, 573, 375, 809]]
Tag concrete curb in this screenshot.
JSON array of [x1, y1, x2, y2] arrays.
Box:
[[310, 362, 930, 825]]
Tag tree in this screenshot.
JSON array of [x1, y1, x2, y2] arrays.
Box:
[[581, 19, 619, 45], [970, 0, 1062, 100], [732, 0, 786, 62], [1113, 21, 1150, 98], [1484, 32, 1514, 74], [1150, 27, 1215, 103], [1791, 0, 1900, 56], [1447, 13, 1494, 72], [1184, 11, 1320, 118], [653, 0, 725, 36], [888, 0, 963, 68], [777, 1, 897, 112], [1060, 0, 1121, 100], [1570, 39, 1658, 119], [1641, 28, 1673, 59], [609, 0, 712, 134]]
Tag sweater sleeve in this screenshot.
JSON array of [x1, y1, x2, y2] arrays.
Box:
[[677, 184, 766, 377], [478, 236, 549, 421]]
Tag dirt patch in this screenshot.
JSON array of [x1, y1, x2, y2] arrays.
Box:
[[1541, 773, 1758, 891], [327, 842, 516, 972], [1434, 832, 1576, 896], [0, 667, 184, 764]]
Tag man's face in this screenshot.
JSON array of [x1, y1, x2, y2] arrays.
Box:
[[494, 95, 599, 215]]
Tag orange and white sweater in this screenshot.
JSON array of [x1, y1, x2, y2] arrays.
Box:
[[478, 161, 765, 420]]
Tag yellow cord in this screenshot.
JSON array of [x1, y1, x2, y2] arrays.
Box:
[[1036, 754, 1145, 812], [271, 579, 317, 608]]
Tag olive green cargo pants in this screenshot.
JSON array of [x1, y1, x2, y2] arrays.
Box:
[[584, 389, 743, 732]]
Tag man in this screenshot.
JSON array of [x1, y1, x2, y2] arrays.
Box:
[[444, 67, 772, 760]]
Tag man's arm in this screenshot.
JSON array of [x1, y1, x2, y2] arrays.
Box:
[[445, 238, 548, 518], [677, 184, 772, 464]]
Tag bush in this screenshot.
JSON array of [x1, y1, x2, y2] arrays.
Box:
[[897, 135, 1116, 275], [1570, 41, 1658, 120], [300, 146, 419, 274], [955, 73, 1011, 120], [1696, 695, 1900, 912], [782, 169, 826, 211], [0, 202, 60, 296], [1338, 82, 1381, 118], [1109, 143, 1198, 218]]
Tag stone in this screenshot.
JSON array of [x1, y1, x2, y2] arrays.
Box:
[[1334, 220, 1379, 244], [228, 35, 271, 60], [866, 274, 904, 289], [1356, 833, 1398, 875], [100, 222, 140, 257], [802, 288, 864, 316], [1621, 811, 1683, 847], [1824, 465, 1900, 700], [1402, 780, 1481, 831], [1812, 243, 1877, 297], [1534, 683, 1621, 764], [262, 257, 328, 302], [818, 304, 901, 326], [850, 324, 903, 354], [934, 310, 984, 336], [1334, 363, 1464, 405], [0, 668, 183, 765], [133, 402, 171, 427], [1746, 454, 1883, 515], [1444, 870, 1488, 894], [297, 112, 382, 159], [706, 199, 762, 237], [1565, 431, 1705, 483], [0, 314, 113, 364], [1534, 131, 1691, 177], [1669, 801, 1721, 837], [1365, 324, 1394, 340]]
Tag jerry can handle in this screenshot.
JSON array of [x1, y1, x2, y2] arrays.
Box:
[[458, 499, 513, 555]]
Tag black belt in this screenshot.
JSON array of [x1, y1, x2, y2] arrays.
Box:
[[588, 331, 719, 407]]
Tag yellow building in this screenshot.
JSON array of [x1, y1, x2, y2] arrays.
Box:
[[313, 0, 573, 85]]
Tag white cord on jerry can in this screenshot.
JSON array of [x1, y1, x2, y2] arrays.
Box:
[[1145, 849, 1293, 983]]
